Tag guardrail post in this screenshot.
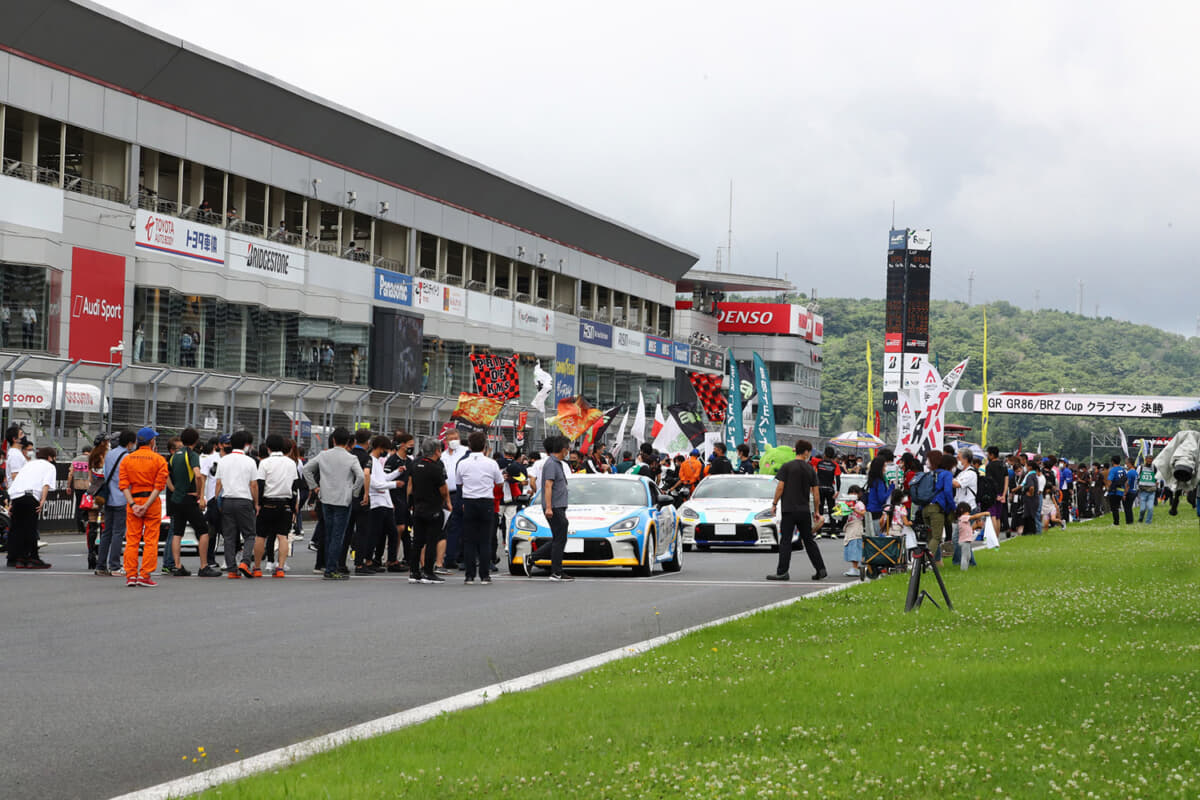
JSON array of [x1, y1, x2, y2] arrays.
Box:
[[48, 359, 79, 442], [225, 376, 248, 434], [324, 387, 345, 431], [260, 380, 282, 441]]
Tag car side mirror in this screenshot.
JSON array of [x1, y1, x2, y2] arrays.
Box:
[[514, 495, 531, 509], [655, 496, 675, 508]]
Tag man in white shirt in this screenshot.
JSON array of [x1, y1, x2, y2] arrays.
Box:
[[5, 425, 27, 488], [456, 431, 504, 585], [21, 304, 37, 348], [438, 429, 467, 572], [952, 450, 978, 510], [359, 435, 404, 575], [7, 446, 57, 569], [214, 430, 259, 578], [255, 434, 297, 578]]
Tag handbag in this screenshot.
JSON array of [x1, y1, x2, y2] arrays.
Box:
[[78, 493, 95, 510]]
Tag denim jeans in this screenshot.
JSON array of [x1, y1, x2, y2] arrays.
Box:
[[98, 504, 127, 570], [321, 503, 351, 576], [1137, 490, 1156, 523]]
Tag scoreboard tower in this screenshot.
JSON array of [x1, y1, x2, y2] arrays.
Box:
[[882, 228, 932, 412]]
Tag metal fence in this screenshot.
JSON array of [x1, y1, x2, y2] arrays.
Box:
[[0, 351, 551, 456]]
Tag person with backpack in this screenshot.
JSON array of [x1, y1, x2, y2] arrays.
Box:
[[1104, 455, 1127, 526], [1136, 457, 1159, 524], [913, 451, 954, 564]]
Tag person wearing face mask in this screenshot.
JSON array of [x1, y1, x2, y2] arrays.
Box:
[[7, 446, 58, 569], [381, 433, 415, 572], [438, 429, 467, 572]]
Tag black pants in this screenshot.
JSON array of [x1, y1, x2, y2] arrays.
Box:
[[817, 486, 836, 518], [461, 498, 495, 580], [204, 502, 221, 564], [409, 510, 442, 576], [530, 507, 568, 576], [776, 510, 824, 576], [366, 506, 397, 565], [1109, 494, 1122, 525], [1122, 492, 1135, 524], [9, 495, 39, 562], [444, 491, 463, 566], [344, 499, 368, 569], [312, 502, 326, 570]]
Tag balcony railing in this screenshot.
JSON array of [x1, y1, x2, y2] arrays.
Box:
[[374, 255, 405, 273], [442, 273, 463, 287], [2, 158, 123, 203]]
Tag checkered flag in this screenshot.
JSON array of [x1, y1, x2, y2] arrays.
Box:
[[688, 372, 727, 423]]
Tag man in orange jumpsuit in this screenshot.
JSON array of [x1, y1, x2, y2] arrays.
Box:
[[120, 427, 169, 587]]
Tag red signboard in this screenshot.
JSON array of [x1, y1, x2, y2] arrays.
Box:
[[68, 248, 126, 364], [716, 302, 824, 343]]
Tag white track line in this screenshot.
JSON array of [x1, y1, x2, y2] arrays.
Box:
[[109, 579, 855, 800]]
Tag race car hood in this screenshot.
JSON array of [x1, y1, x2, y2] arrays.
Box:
[[524, 505, 645, 531], [682, 498, 774, 524]]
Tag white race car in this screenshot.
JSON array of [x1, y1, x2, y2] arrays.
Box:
[[677, 474, 783, 551]]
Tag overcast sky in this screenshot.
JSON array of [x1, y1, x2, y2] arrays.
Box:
[[104, 0, 1200, 336]]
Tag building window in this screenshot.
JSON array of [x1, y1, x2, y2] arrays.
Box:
[[0, 264, 52, 352], [768, 361, 796, 383]]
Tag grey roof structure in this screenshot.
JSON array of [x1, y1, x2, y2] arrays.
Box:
[[0, 0, 699, 280]]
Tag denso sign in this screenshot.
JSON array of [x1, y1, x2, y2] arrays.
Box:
[[717, 302, 823, 343]]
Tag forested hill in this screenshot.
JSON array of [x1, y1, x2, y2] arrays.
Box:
[[816, 298, 1200, 458]]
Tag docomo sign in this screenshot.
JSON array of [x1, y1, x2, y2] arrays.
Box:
[[2, 379, 105, 413], [717, 303, 824, 343]]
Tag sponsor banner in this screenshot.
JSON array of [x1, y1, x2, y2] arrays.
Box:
[[578, 318, 613, 347], [413, 278, 465, 315], [906, 228, 932, 251], [68, 248, 126, 364], [2, 378, 104, 413], [466, 292, 513, 328], [668, 403, 708, 448], [645, 335, 674, 360], [227, 232, 306, 285], [0, 173, 63, 233], [554, 343, 576, 402], [688, 345, 724, 372], [716, 302, 823, 343], [901, 352, 928, 389], [134, 209, 224, 265], [613, 327, 645, 354], [672, 341, 690, 365], [752, 352, 776, 450], [725, 350, 745, 451], [514, 302, 554, 335], [469, 353, 520, 401], [974, 392, 1200, 419], [888, 228, 908, 251], [373, 268, 412, 307], [884, 332, 902, 353]]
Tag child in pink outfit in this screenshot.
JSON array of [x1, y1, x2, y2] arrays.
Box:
[[955, 502, 990, 572]]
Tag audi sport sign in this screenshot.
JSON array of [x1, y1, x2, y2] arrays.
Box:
[[716, 303, 823, 343]]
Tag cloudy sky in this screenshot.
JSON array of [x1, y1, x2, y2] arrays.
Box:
[[104, 0, 1200, 335]]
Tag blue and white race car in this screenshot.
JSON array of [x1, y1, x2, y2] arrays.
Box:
[[677, 474, 783, 551], [508, 474, 683, 576]]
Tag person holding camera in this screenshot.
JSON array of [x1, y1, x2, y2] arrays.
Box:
[[918, 451, 955, 566]]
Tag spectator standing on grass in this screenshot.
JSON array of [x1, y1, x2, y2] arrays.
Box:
[[165, 428, 213, 577], [215, 431, 259, 578], [1123, 457, 1139, 525], [95, 430, 135, 575], [1058, 458, 1075, 523], [526, 434, 572, 581], [955, 503, 989, 573], [1136, 457, 1158, 523], [256, 435, 298, 578], [119, 428, 168, 587], [984, 446, 1009, 535], [1104, 455, 1127, 526], [6, 446, 57, 569], [302, 428, 364, 581], [920, 450, 955, 565], [767, 439, 826, 582], [953, 450, 977, 511], [407, 437, 450, 584], [863, 452, 892, 537], [456, 431, 504, 585]]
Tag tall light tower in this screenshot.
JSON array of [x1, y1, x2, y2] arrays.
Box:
[[967, 270, 975, 306]]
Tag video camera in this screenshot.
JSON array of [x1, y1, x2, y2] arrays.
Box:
[[911, 517, 932, 544]]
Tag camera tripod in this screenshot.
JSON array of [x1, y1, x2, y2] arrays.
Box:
[[904, 538, 953, 613]]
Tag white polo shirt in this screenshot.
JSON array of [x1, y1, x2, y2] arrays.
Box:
[[215, 449, 257, 500], [257, 452, 296, 500], [440, 444, 466, 492], [456, 451, 503, 500], [6, 446, 27, 486], [199, 452, 220, 502], [7, 458, 56, 499]]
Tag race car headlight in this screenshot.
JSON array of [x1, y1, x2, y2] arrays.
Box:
[[514, 516, 538, 532], [753, 509, 775, 521], [609, 516, 640, 533], [678, 505, 699, 520]]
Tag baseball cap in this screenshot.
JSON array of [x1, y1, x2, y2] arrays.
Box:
[[690, 449, 701, 456], [136, 426, 158, 444], [218, 433, 232, 445]]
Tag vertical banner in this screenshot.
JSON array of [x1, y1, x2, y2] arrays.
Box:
[[68, 248, 126, 364], [981, 309, 989, 448], [725, 348, 744, 453], [866, 339, 874, 433], [631, 388, 647, 448], [751, 352, 776, 452], [554, 343, 576, 403]]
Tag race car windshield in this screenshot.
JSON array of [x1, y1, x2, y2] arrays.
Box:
[[531, 478, 648, 507], [691, 479, 777, 500]]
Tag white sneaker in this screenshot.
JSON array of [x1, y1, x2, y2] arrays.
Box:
[[843, 568, 860, 577]]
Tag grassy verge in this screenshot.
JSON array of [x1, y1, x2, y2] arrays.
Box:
[[197, 514, 1200, 799]]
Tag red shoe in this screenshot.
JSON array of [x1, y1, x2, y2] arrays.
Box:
[[29, 559, 52, 570], [238, 561, 253, 578], [126, 578, 138, 587], [273, 567, 286, 578], [138, 576, 158, 587], [227, 571, 241, 579], [251, 568, 263, 578]]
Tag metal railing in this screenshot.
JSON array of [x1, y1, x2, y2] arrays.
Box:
[[466, 280, 487, 292], [3, 158, 123, 203], [417, 267, 437, 280], [442, 273, 463, 287], [374, 255, 405, 272]]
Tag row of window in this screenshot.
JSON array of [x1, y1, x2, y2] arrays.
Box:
[[764, 360, 822, 389]]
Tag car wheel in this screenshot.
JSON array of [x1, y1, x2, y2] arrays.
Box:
[[683, 543, 693, 552], [633, 531, 655, 577], [662, 535, 683, 573]]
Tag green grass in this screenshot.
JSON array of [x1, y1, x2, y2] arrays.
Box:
[[196, 514, 1200, 799]]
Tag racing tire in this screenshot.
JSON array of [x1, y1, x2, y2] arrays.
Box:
[[508, 557, 524, 576], [633, 531, 655, 577], [662, 535, 683, 573]]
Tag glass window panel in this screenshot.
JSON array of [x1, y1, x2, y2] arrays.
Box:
[[0, 264, 51, 351]]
